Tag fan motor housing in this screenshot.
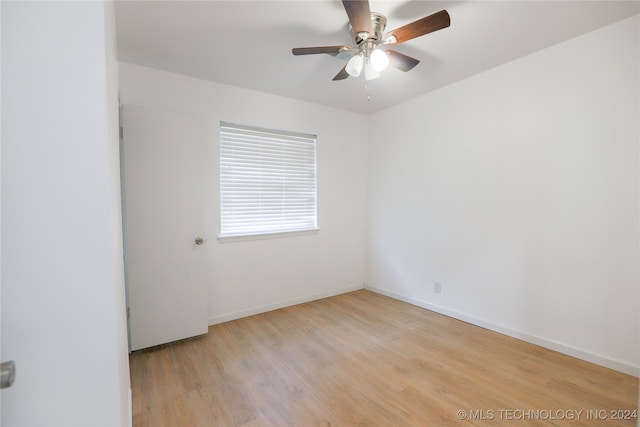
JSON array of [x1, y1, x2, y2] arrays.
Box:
[[349, 12, 387, 44]]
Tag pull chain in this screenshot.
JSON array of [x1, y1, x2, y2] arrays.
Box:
[[364, 80, 371, 102]]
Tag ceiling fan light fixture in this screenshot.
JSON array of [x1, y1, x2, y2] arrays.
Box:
[[370, 48, 389, 71], [291, 3, 451, 84], [364, 61, 380, 80], [345, 53, 364, 77]]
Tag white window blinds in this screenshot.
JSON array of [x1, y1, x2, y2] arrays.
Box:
[[219, 122, 317, 237]]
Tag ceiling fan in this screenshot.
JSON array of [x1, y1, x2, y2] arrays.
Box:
[[292, 0, 450, 81]]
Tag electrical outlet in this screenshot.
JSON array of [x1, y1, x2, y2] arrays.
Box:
[[434, 282, 442, 294]]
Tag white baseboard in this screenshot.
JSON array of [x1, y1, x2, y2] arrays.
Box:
[[208, 283, 365, 326], [365, 285, 639, 377]]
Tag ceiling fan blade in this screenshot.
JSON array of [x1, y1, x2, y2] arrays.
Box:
[[332, 65, 350, 81], [386, 50, 420, 72], [342, 0, 372, 38], [292, 46, 348, 56], [385, 10, 450, 45]]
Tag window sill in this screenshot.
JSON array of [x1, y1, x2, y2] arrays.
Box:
[[217, 228, 319, 243]]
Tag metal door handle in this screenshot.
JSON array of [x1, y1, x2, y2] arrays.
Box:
[[1, 361, 15, 389]]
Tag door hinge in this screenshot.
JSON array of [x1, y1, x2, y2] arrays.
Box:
[[127, 306, 130, 320]]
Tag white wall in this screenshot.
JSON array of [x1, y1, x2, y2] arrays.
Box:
[[367, 15, 639, 375], [119, 63, 368, 324], [1, 1, 130, 425]]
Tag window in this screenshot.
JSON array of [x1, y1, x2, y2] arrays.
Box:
[[219, 122, 317, 238]]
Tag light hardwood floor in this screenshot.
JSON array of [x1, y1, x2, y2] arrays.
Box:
[[130, 290, 638, 426]]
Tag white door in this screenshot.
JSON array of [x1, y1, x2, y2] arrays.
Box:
[[122, 105, 208, 351]]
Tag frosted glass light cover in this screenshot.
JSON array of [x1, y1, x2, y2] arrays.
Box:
[[364, 62, 380, 80], [370, 49, 389, 72], [345, 54, 363, 77]]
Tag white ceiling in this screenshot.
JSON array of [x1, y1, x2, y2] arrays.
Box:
[[115, 1, 639, 115]]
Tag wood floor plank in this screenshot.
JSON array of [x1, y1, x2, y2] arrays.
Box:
[[130, 290, 638, 426]]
